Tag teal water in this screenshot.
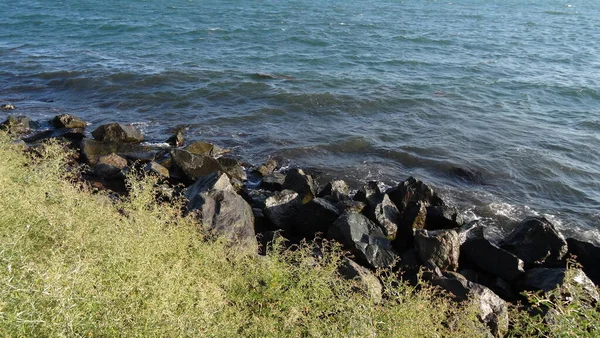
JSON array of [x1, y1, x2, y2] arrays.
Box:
[[2, 0, 600, 240]]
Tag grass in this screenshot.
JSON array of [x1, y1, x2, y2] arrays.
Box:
[[0, 133, 596, 337]]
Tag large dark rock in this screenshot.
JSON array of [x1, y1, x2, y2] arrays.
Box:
[[170, 149, 223, 182], [318, 180, 350, 202], [426, 205, 463, 230], [91, 123, 144, 143], [94, 153, 128, 179], [185, 141, 230, 157], [566, 238, 600, 286], [282, 168, 318, 204], [143, 161, 170, 178], [22, 128, 86, 144], [1, 115, 30, 135], [373, 194, 400, 240], [521, 268, 599, 303], [338, 257, 383, 303], [261, 172, 285, 191], [80, 139, 159, 166], [328, 212, 397, 269], [51, 114, 87, 129], [335, 200, 366, 214], [217, 157, 247, 181], [386, 176, 444, 213], [431, 271, 508, 337], [353, 181, 383, 208], [501, 217, 568, 267], [264, 190, 302, 233], [394, 201, 427, 248], [294, 198, 340, 238], [414, 229, 460, 271], [166, 130, 184, 147], [460, 223, 525, 282], [184, 172, 234, 208]]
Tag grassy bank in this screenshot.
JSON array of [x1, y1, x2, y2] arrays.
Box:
[[0, 134, 596, 337]]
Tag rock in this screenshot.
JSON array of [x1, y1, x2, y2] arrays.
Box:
[[431, 271, 508, 337], [22, 128, 86, 144], [190, 189, 256, 251], [394, 202, 427, 248], [335, 200, 366, 214], [1, 104, 16, 110], [51, 114, 87, 129], [80, 139, 157, 166], [458, 268, 519, 301], [217, 157, 247, 181], [373, 194, 400, 240], [328, 212, 397, 269], [185, 141, 230, 157], [170, 149, 223, 182], [282, 168, 318, 204], [294, 198, 340, 238], [338, 257, 383, 303], [166, 130, 184, 147], [1, 115, 30, 135], [353, 181, 383, 208], [91, 123, 144, 143], [521, 268, 599, 303], [143, 161, 170, 178], [426, 205, 463, 230], [264, 190, 302, 233], [94, 153, 127, 179], [184, 172, 235, 210], [414, 229, 460, 271], [566, 238, 600, 286], [318, 180, 350, 201], [501, 217, 568, 267], [386, 176, 444, 213], [460, 223, 525, 282], [261, 172, 285, 191], [256, 158, 278, 177]]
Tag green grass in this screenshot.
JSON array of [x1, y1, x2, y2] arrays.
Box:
[[0, 134, 595, 337]]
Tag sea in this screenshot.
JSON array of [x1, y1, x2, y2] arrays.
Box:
[[2, 0, 599, 243]]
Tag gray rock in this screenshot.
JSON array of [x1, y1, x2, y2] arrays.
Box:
[[143, 161, 170, 178], [566, 238, 600, 286], [170, 149, 223, 182], [282, 168, 318, 204], [353, 181, 383, 208], [521, 268, 599, 303], [94, 153, 128, 179], [261, 172, 285, 191], [51, 114, 87, 129], [373, 194, 400, 240], [426, 205, 464, 230], [217, 157, 247, 181], [185, 172, 235, 210], [386, 176, 444, 213], [22, 128, 86, 144], [264, 190, 302, 233], [185, 141, 230, 157], [501, 217, 568, 267], [335, 200, 366, 214], [318, 179, 350, 202], [414, 229, 460, 271], [91, 123, 144, 143], [256, 158, 278, 177], [1, 115, 30, 135], [166, 130, 184, 147], [328, 212, 397, 269], [338, 257, 383, 303], [294, 197, 340, 238]]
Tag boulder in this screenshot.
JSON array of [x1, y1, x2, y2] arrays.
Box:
[[338, 257, 383, 303], [318, 179, 350, 202], [426, 205, 463, 230], [185, 141, 230, 157], [1, 104, 16, 110], [80, 139, 158, 166], [335, 200, 366, 214], [51, 114, 87, 129], [22, 128, 86, 144], [256, 158, 278, 177], [373, 194, 400, 240], [261, 172, 285, 191], [166, 130, 184, 147], [91, 123, 144, 143], [460, 223, 525, 282], [294, 198, 340, 238], [501, 217, 568, 267], [170, 149, 223, 182], [94, 153, 127, 179], [217, 157, 247, 181], [184, 172, 234, 209], [386, 176, 444, 213], [566, 238, 600, 286], [282, 168, 318, 204], [328, 212, 397, 269], [394, 202, 427, 248], [431, 271, 508, 337], [414, 229, 460, 271], [143, 161, 170, 178], [353, 181, 383, 209], [1, 115, 30, 135], [521, 268, 599, 303], [264, 190, 302, 233]]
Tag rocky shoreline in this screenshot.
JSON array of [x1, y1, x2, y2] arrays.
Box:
[[2, 109, 599, 337]]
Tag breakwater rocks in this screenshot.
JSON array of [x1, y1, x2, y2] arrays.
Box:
[[4, 112, 600, 336]]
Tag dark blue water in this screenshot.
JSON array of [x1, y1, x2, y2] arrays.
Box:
[[2, 0, 600, 241]]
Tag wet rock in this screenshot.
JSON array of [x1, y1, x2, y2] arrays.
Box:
[[294, 197, 340, 238], [261, 172, 285, 191], [431, 271, 508, 337], [328, 212, 397, 269], [460, 223, 525, 282], [170, 149, 223, 182], [51, 114, 87, 129], [1, 115, 30, 135], [386, 176, 444, 213], [426, 205, 463, 230], [566, 238, 600, 286], [184, 172, 234, 209], [185, 141, 230, 157], [282, 168, 318, 204], [264, 190, 302, 233], [450, 167, 485, 185], [521, 268, 599, 303], [318, 180, 350, 202], [501, 217, 568, 267], [256, 158, 278, 177], [143, 161, 170, 178], [414, 229, 460, 271], [166, 130, 184, 147], [217, 157, 246, 181], [1, 104, 16, 110], [338, 257, 383, 303], [91, 123, 144, 143], [94, 153, 127, 179]]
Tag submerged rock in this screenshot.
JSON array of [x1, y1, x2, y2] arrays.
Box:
[[91, 123, 144, 143]]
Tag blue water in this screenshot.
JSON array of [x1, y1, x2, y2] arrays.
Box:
[[2, 0, 600, 241]]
